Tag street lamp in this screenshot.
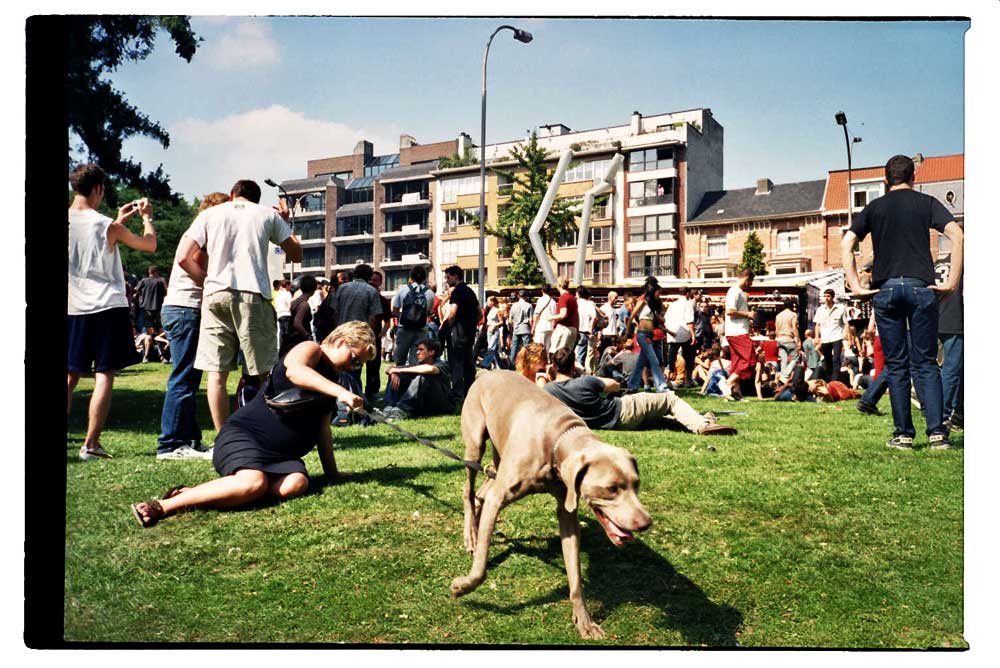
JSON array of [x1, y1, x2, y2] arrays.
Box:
[[834, 112, 863, 232], [265, 178, 296, 281], [478, 25, 533, 303]]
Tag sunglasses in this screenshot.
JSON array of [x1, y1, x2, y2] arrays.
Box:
[[348, 349, 365, 370]]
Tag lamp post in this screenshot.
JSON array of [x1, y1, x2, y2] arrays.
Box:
[[478, 24, 533, 304], [265, 178, 296, 281], [834, 112, 863, 232]]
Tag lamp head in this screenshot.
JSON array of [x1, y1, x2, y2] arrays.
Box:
[[513, 29, 533, 43], [853, 136, 863, 144], [264, 178, 278, 188], [835, 111, 847, 126]]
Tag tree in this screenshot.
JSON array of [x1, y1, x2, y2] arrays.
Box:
[[438, 144, 479, 169], [740, 231, 767, 276], [485, 133, 589, 286], [68, 16, 201, 204]]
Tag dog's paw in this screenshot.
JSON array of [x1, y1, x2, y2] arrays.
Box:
[[450, 575, 480, 598], [573, 612, 605, 639]]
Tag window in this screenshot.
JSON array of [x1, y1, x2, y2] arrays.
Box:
[[629, 179, 673, 207], [463, 268, 482, 286], [384, 240, 428, 261], [441, 175, 486, 203], [563, 158, 613, 184], [497, 173, 514, 197], [385, 210, 428, 232], [385, 270, 409, 292], [628, 215, 674, 242], [298, 193, 325, 212], [337, 215, 372, 237], [559, 260, 612, 283], [296, 220, 326, 240], [776, 229, 800, 253], [703, 271, 723, 279], [628, 252, 674, 278], [557, 262, 575, 279], [591, 226, 613, 253], [301, 247, 326, 268], [443, 207, 482, 233], [384, 181, 428, 203], [440, 238, 482, 264], [363, 154, 399, 178], [628, 147, 674, 172], [335, 244, 373, 266], [333, 170, 353, 182], [347, 187, 373, 204], [707, 234, 727, 259], [851, 182, 883, 209], [496, 266, 507, 284], [774, 267, 797, 275]]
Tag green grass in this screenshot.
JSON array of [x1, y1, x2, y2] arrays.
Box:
[[65, 364, 965, 647]]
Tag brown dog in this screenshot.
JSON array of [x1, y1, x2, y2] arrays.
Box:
[[450, 370, 651, 639]]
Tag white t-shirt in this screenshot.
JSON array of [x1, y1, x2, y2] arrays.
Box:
[[185, 199, 291, 298], [162, 231, 204, 310], [599, 302, 618, 336], [274, 288, 292, 318], [665, 296, 695, 343], [814, 303, 848, 343], [577, 298, 597, 334], [68, 208, 129, 315], [308, 291, 323, 314], [724, 285, 750, 337], [534, 294, 556, 334]]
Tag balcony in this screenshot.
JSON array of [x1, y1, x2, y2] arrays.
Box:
[[299, 236, 327, 246], [380, 223, 431, 241], [629, 194, 674, 208], [380, 191, 431, 211], [379, 253, 432, 269]]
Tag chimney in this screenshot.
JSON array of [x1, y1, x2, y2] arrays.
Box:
[[353, 140, 374, 159], [631, 111, 642, 134], [755, 178, 773, 195], [913, 152, 924, 167], [457, 132, 471, 154], [399, 134, 418, 149]]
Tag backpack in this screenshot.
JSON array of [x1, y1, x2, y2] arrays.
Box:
[[593, 306, 609, 333], [399, 284, 428, 329]]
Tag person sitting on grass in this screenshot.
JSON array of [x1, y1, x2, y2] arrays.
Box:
[[514, 342, 551, 388], [808, 378, 860, 402], [542, 348, 737, 435], [380, 339, 455, 421], [130, 322, 375, 528]]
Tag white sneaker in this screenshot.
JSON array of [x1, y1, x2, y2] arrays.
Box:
[[157, 445, 212, 461]]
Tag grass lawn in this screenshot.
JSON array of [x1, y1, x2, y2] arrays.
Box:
[[64, 363, 965, 647]]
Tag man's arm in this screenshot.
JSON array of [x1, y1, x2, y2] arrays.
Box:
[[292, 301, 311, 338], [177, 236, 208, 287], [316, 413, 338, 480], [597, 377, 620, 394], [280, 235, 303, 263], [840, 230, 878, 297], [107, 200, 156, 252], [387, 363, 440, 376], [930, 221, 964, 297]]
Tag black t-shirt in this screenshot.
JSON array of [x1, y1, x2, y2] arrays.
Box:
[[937, 271, 963, 335], [850, 188, 953, 287], [543, 376, 621, 430], [449, 282, 480, 342], [137, 276, 167, 311]]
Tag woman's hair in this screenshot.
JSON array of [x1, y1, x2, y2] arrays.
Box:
[[515, 343, 548, 379], [198, 191, 229, 212], [557, 276, 570, 289], [322, 321, 376, 360], [643, 283, 663, 315]]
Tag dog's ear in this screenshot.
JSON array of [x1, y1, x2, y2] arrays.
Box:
[[559, 450, 591, 514]]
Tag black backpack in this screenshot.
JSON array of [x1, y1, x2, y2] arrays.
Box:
[[399, 284, 428, 329]]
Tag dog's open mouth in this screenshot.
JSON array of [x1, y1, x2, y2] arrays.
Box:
[[590, 504, 634, 547]]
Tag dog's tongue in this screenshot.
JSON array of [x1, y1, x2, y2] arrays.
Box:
[[592, 506, 634, 546]]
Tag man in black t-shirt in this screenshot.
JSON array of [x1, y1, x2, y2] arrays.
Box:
[[841, 154, 964, 450], [543, 349, 736, 434], [937, 265, 963, 431], [440, 265, 481, 401], [381, 339, 455, 420], [136, 265, 168, 362]]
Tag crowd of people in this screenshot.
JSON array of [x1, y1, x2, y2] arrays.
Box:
[[66, 154, 964, 529]]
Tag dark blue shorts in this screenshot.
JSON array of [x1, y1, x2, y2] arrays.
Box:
[[68, 307, 141, 373]]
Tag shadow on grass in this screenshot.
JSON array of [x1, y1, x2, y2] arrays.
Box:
[[307, 462, 467, 515], [461, 524, 743, 646]]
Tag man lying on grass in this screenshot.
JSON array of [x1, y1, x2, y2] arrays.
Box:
[[130, 322, 375, 528]]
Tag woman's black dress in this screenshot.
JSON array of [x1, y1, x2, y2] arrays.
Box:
[[212, 355, 338, 477]]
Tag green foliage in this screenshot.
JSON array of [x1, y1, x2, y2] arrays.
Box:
[[740, 231, 767, 276], [488, 133, 581, 286], [437, 144, 479, 169], [65, 365, 965, 646], [67, 16, 201, 204]]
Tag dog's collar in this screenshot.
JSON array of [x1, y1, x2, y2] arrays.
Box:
[[551, 425, 589, 473]]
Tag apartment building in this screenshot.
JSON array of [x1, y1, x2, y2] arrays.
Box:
[[685, 178, 827, 278], [430, 108, 723, 290], [278, 133, 470, 284]]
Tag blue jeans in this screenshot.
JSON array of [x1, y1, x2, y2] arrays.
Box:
[[157, 305, 203, 453], [575, 332, 591, 367], [777, 340, 799, 376], [479, 346, 507, 370], [628, 330, 669, 392], [394, 326, 429, 366], [385, 372, 455, 416], [939, 333, 963, 420], [873, 278, 945, 438], [509, 333, 531, 369]]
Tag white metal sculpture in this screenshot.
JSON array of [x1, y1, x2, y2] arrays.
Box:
[[527, 149, 623, 286]]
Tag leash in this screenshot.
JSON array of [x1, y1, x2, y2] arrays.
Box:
[[707, 410, 749, 416], [354, 408, 497, 480]]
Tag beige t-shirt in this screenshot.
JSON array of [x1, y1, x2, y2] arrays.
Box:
[[185, 199, 291, 298], [774, 309, 798, 343]]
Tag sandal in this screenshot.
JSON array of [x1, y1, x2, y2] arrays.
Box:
[[162, 485, 186, 500], [130, 499, 165, 528], [79, 445, 113, 460]]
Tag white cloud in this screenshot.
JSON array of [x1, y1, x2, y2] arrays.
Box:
[[200, 20, 280, 70], [133, 105, 394, 204]]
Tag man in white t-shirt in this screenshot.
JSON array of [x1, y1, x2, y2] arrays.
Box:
[[274, 279, 292, 352], [67, 163, 157, 461], [574, 286, 599, 373], [722, 269, 756, 399], [531, 285, 557, 351], [176, 179, 302, 431], [813, 288, 849, 382], [596, 290, 620, 361], [665, 287, 697, 387]]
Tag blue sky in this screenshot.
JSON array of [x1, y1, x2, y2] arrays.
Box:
[[110, 17, 968, 204]]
